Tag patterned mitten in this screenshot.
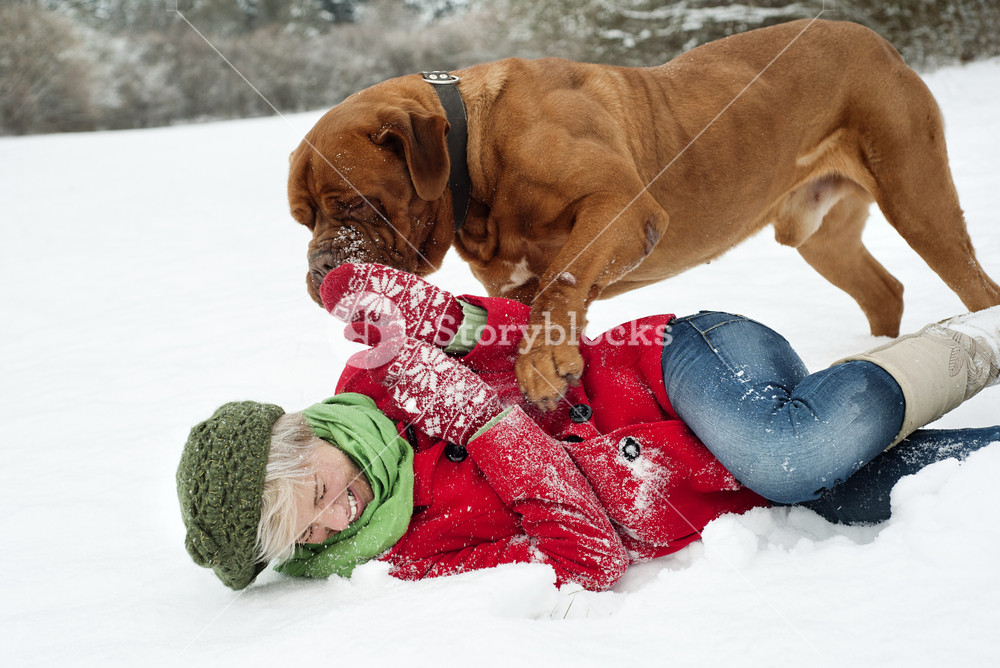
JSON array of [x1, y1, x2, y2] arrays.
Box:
[[371, 337, 504, 446], [320, 263, 465, 348]]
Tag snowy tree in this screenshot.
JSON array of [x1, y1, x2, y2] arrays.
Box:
[[3, 0, 1000, 134], [0, 4, 95, 134], [403, 0, 475, 22]]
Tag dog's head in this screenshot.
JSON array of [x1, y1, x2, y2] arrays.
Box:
[[288, 79, 457, 305]]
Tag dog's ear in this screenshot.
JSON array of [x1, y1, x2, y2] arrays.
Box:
[[287, 141, 315, 229], [373, 111, 450, 202]]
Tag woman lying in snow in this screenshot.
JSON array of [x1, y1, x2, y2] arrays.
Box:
[[177, 264, 1000, 591]]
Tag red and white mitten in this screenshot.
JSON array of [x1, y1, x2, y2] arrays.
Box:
[[320, 263, 465, 348], [371, 337, 504, 446]]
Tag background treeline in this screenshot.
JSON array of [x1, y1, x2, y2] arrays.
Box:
[[2, 0, 999, 135]]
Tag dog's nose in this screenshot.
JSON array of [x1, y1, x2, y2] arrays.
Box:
[[308, 249, 340, 289]]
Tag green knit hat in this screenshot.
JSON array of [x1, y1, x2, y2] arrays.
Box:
[[177, 400, 285, 590]]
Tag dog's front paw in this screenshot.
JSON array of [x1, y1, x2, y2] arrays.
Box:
[[515, 339, 585, 412]]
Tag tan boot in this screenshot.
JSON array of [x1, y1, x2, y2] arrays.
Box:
[[838, 305, 1000, 448]]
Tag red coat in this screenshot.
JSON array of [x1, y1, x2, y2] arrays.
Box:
[[335, 295, 767, 591]]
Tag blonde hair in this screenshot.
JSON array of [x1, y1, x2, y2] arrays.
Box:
[[255, 412, 319, 564]]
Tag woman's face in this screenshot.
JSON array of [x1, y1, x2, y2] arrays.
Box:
[[293, 439, 375, 545]]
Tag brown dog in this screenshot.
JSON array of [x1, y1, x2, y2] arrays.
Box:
[[288, 19, 1000, 409]]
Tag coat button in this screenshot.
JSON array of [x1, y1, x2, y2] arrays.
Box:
[[569, 403, 593, 423], [445, 443, 468, 463], [619, 436, 641, 461]]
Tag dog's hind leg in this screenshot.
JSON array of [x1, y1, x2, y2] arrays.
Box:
[[794, 194, 905, 337], [858, 75, 1000, 316], [869, 169, 1000, 317]]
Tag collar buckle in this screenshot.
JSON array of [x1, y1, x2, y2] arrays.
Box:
[[422, 71, 461, 85]]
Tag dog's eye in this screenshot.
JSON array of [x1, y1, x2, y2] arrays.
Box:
[[337, 197, 366, 213], [338, 197, 385, 224]]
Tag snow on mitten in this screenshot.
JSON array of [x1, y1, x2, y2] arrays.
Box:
[[371, 337, 504, 446], [320, 263, 465, 348]]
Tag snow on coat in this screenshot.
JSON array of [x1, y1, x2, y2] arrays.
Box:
[[335, 295, 767, 591]]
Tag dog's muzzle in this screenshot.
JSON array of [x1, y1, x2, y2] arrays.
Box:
[[306, 245, 386, 305], [307, 248, 342, 297]]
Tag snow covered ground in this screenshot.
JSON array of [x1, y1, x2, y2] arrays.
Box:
[[2, 56, 999, 667]]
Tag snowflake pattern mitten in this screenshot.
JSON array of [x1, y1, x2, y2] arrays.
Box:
[[320, 263, 465, 347], [371, 337, 504, 446]]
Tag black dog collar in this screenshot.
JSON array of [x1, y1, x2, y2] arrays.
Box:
[[422, 71, 472, 232]]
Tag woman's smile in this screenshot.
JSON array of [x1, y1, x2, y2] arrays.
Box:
[[293, 438, 374, 545], [346, 488, 358, 522]]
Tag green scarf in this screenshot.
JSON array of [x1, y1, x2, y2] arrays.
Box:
[[274, 393, 414, 579]]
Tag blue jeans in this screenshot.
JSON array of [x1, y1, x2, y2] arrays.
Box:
[[661, 311, 1000, 523]]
